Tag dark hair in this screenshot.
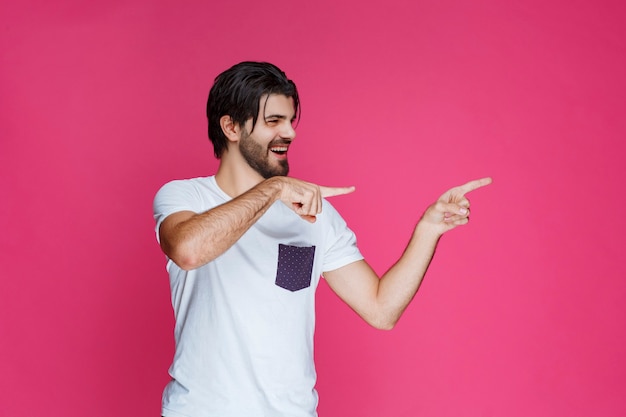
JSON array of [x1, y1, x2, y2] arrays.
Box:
[[207, 61, 300, 158]]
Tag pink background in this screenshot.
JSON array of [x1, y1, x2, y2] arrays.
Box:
[[2, 0, 625, 416]]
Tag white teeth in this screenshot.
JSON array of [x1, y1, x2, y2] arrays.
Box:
[[271, 147, 288, 152]]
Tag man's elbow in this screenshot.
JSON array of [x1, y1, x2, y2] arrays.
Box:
[[172, 255, 202, 271], [372, 322, 396, 331], [167, 252, 196, 271], [366, 314, 398, 331], [163, 241, 203, 271]]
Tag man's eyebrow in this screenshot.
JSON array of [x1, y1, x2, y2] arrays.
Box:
[[264, 114, 292, 120]]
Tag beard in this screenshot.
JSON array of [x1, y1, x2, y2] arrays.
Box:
[[239, 130, 289, 179]]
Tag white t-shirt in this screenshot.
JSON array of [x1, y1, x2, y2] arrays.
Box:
[[153, 176, 363, 417]]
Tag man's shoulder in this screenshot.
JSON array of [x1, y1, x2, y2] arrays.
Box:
[[156, 176, 216, 195], [153, 175, 225, 208], [320, 198, 343, 219], [162, 175, 214, 187]]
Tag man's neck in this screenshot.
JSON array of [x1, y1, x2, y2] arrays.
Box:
[[215, 159, 265, 198]]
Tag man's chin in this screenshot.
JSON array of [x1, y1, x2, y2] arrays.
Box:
[[263, 162, 289, 179], [247, 157, 289, 179], [263, 168, 289, 179]]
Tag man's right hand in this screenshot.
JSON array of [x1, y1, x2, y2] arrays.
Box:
[[269, 176, 356, 223]]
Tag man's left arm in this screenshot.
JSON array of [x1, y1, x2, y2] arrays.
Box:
[[323, 177, 492, 330]]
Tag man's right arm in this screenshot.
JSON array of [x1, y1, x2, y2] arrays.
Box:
[[158, 176, 355, 271]]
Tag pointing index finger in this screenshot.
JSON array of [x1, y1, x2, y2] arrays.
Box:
[[456, 177, 493, 194], [320, 185, 356, 198]]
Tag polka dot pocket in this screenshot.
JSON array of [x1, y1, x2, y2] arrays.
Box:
[[275, 244, 316, 292]]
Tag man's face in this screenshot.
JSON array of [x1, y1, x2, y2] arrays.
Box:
[[239, 94, 297, 179]]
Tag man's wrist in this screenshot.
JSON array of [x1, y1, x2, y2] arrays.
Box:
[[414, 218, 444, 240], [260, 176, 285, 201]]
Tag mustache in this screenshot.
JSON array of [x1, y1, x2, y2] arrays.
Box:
[[268, 139, 292, 147]]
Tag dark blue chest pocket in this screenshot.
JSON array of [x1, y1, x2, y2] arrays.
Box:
[[275, 244, 316, 292]]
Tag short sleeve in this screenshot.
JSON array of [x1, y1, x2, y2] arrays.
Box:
[[320, 201, 363, 273], [153, 179, 204, 243]]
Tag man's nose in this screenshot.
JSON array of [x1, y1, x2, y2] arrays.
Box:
[[281, 122, 296, 139]]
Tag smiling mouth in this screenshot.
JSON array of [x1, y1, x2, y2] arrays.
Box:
[[270, 145, 289, 155]]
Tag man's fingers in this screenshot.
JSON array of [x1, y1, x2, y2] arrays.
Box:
[[319, 185, 356, 198], [279, 179, 353, 222], [455, 177, 492, 195], [437, 202, 470, 217], [293, 199, 318, 217]]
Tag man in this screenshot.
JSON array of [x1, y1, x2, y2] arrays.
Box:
[[153, 61, 491, 417]]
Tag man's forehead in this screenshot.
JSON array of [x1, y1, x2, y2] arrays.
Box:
[[260, 94, 296, 117]]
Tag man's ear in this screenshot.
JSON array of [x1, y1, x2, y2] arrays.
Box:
[[220, 115, 241, 143]]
